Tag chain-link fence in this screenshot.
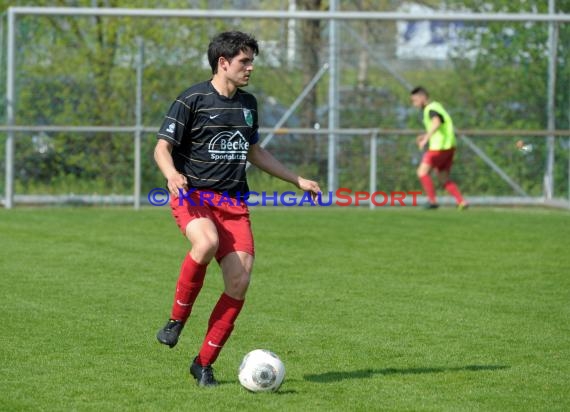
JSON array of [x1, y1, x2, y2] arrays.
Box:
[[1, 5, 569, 208]]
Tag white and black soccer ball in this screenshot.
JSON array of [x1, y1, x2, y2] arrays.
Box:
[[238, 349, 285, 392]]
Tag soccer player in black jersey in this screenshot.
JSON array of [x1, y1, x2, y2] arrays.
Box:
[[154, 31, 321, 387]]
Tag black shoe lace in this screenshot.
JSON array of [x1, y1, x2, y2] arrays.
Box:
[[166, 320, 181, 331]]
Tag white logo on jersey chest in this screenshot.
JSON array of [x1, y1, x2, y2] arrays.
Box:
[[208, 130, 249, 161]]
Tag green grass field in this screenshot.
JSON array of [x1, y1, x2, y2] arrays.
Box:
[[1, 206, 569, 411]]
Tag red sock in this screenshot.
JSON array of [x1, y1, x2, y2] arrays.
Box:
[[170, 253, 208, 322], [419, 175, 437, 203], [443, 180, 465, 205], [196, 293, 244, 366]]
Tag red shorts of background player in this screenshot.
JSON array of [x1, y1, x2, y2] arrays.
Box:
[[422, 148, 456, 172], [169, 189, 254, 262]]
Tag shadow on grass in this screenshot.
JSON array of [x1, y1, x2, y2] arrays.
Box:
[[304, 364, 510, 383], [219, 380, 298, 394]]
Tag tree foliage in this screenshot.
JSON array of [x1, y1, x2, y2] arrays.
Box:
[[0, 0, 568, 197], [450, 0, 570, 130]]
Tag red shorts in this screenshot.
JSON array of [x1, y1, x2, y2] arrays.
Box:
[[169, 189, 254, 262], [422, 148, 456, 171]]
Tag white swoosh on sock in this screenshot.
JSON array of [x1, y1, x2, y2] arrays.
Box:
[[207, 340, 223, 348], [176, 300, 191, 307]]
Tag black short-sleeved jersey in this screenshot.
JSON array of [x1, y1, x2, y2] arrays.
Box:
[[428, 109, 445, 124], [157, 80, 259, 196]]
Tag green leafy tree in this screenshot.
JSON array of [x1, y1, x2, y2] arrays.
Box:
[[451, 0, 569, 130], [2, 0, 223, 193], [449, 0, 570, 195]]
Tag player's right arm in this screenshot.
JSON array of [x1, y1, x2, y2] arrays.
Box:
[[154, 139, 188, 197], [417, 112, 442, 150], [155, 92, 193, 196]]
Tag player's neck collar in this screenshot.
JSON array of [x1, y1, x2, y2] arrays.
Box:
[[209, 79, 237, 100]]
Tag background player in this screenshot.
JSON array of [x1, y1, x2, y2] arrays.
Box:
[[410, 86, 468, 209], [154, 31, 321, 387]]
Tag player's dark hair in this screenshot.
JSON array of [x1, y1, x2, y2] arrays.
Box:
[[208, 31, 259, 74], [410, 86, 429, 98]]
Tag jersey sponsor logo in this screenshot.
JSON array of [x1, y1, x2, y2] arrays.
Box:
[[208, 130, 249, 161], [243, 108, 253, 126], [166, 122, 176, 133]]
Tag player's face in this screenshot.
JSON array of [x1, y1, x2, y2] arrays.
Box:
[[222, 48, 255, 87], [410, 93, 425, 108]]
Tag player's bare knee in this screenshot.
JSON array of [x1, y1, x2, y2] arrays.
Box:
[[185, 224, 218, 254], [195, 242, 219, 262], [189, 234, 219, 263], [417, 162, 432, 177], [225, 271, 251, 298]]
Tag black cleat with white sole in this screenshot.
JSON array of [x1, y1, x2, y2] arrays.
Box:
[[156, 319, 184, 348], [190, 357, 219, 387], [423, 202, 440, 210]]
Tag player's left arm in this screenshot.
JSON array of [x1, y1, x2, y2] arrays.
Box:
[[247, 143, 321, 200]]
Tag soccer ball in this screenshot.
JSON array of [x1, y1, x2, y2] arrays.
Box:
[[238, 349, 285, 392]]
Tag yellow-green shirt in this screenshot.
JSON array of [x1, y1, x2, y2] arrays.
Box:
[[423, 101, 456, 150]]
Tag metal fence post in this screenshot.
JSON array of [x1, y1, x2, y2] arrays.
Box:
[[544, 0, 558, 199], [327, 0, 338, 193], [4, 8, 15, 209], [369, 130, 378, 210], [134, 38, 144, 210]]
